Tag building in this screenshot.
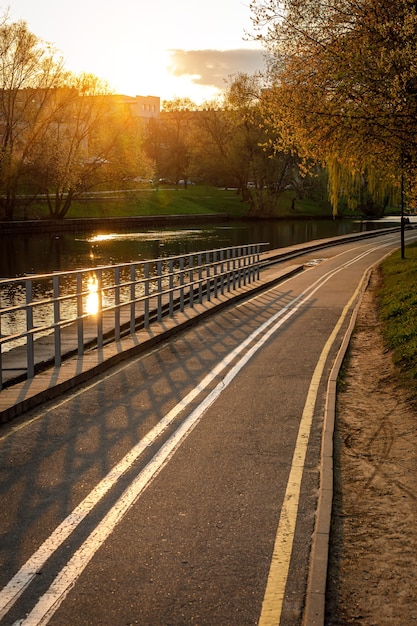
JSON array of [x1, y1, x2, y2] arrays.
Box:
[[107, 94, 160, 120]]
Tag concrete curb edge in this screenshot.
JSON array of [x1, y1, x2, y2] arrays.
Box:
[[302, 269, 373, 625]]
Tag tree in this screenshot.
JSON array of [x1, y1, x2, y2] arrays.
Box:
[[27, 75, 154, 219], [222, 72, 304, 216], [0, 14, 65, 219], [250, 0, 417, 214], [0, 14, 154, 221], [188, 104, 234, 187], [158, 98, 196, 185]]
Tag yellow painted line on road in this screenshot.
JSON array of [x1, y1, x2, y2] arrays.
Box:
[[258, 280, 363, 626]]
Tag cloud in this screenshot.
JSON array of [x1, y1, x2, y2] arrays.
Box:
[[167, 49, 266, 90]]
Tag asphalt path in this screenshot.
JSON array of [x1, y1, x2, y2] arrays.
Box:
[[1, 229, 416, 626]]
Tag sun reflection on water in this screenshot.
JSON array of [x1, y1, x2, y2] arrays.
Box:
[[87, 230, 204, 244], [86, 276, 99, 315]]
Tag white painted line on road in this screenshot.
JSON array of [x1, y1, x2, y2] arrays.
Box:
[[0, 265, 311, 620], [11, 278, 320, 625], [0, 237, 401, 624]]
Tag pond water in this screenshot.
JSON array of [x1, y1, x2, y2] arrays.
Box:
[[0, 215, 405, 354], [0, 217, 397, 278]]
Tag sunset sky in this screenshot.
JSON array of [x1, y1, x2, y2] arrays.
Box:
[[6, 0, 265, 104]]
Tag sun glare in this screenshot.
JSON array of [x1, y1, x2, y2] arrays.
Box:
[[9, 0, 261, 105], [89, 234, 116, 243], [86, 276, 99, 315]]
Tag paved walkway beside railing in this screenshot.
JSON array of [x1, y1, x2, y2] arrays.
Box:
[[0, 258, 303, 423]]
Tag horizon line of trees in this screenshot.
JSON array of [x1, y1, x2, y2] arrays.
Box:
[[2, 1, 411, 222], [151, 82, 330, 219], [0, 6, 327, 224]]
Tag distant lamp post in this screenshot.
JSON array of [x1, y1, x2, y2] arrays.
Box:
[[400, 148, 408, 260], [401, 160, 405, 259]]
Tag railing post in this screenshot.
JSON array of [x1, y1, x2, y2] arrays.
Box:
[[232, 249, 237, 290], [144, 262, 150, 329], [169, 259, 174, 317], [205, 252, 211, 302], [226, 249, 231, 292], [252, 245, 258, 281], [220, 250, 225, 295], [114, 267, 121, 341], [247, 245, 252, 283], [97, 269, 103, 350], [25, 279, 35, 379], [157, 260, 163, 322], [53, 274, 62, 367], [189, 255, 194, 308], [77, 273, 83, 356], [238, 247, 242, 288], [179, 257, 185, 312], [198, 253, 203, 304], [213, 251, 218, 299], [256, 244, 261, 280], [130, 265, 136, 334]]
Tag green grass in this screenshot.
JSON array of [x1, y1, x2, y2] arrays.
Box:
[[37, 187, 250, 220], [25, 186, 334, 221], [377, 242, 417, 401]]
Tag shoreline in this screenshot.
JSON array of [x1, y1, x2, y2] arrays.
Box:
[[0, 212, 368, 235], [0, 213, 229, 234]]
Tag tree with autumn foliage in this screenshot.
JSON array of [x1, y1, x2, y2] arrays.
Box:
[[250, 0, 417, 215], [184, 74, 310, 217]]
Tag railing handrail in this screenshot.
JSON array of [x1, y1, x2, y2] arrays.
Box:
[[0, 243, 268, 389], [0, 243, 268, 286]]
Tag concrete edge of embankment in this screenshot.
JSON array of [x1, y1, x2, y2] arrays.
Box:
[[0, 264, 304, 424], [302, 270, 373, 626]]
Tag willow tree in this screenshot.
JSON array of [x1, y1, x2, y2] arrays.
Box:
[[250, 0, 417, 215]]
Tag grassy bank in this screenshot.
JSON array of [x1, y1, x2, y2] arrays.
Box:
[[66, 187, 249, 220], [377, 243, 417, 402], [26, 186, 335, 221]]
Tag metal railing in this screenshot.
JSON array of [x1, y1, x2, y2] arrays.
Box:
[[0, 244, 266, 388]]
